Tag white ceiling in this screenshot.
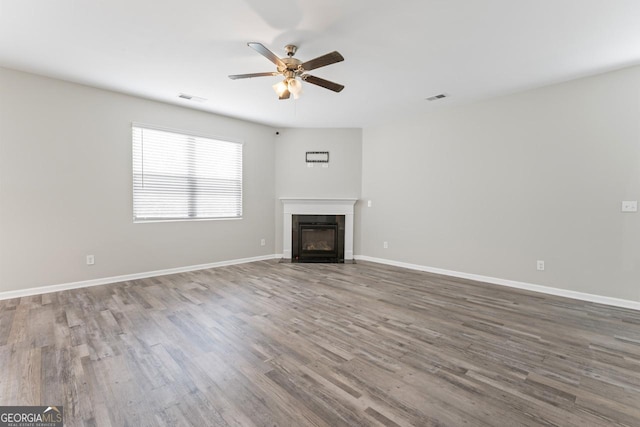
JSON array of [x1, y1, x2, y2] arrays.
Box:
[[2, 0, 640, 128]]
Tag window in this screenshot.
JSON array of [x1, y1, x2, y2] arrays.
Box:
[[132, 124, 242, 221]]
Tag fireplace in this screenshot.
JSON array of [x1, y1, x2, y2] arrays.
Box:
[[292, 215, 345, 262], [281, 198, 357, 262]]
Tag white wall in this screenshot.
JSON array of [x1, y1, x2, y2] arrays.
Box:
[[0, 68, 276, 292], [360, 66, 640, 302], [274, 128, 362, 253]]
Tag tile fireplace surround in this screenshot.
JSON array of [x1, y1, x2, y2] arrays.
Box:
[[281, 198, 357, 261]]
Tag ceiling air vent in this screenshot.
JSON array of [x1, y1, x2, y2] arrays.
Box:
[[426, 93, 448, 101], [178, 93, 207, 103]]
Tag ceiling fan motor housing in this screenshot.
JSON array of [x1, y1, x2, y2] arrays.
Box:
[[280, 57, 303, 75]]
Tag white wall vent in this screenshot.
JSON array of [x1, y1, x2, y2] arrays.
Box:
[[178, 93, 207, 102], [426, 93, 448, 101]]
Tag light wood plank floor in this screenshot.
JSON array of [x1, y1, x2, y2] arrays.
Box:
[[1, 260, 640, 426]]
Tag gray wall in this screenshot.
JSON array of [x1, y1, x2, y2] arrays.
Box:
[[360, 66, 640, 302], [0, 68, 276, 292], [2, 64, 639, 304], [274, 128, 362, 253]]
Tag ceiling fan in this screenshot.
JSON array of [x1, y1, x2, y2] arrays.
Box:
[[229, 42, 345, 100]]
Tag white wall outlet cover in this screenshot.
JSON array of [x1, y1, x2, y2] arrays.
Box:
[[621, 201, 638, 212], [367, 200, 372, 207]]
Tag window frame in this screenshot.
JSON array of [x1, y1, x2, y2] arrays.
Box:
[[131, 123, 243, 223]]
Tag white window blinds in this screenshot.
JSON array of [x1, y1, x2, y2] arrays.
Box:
[[132, 125, 242, 221]]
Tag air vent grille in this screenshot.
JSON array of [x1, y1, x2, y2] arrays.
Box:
[[178, 93, 207, 102], [426, 93, 448, 101]]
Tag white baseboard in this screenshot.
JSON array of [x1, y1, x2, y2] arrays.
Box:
[[5, 254, 638, 312], [0, 254, 280, 301], [355, 255, 640, 311]]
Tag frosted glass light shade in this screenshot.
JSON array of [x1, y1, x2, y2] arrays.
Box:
[[272, 80, 288, 97], [288, 78, 302, 98]]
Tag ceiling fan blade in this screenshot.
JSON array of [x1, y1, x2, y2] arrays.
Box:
[[247, 42, 286, 68], [228, 72, 278, 80], [278, 89, 291, 100], [301, 51, 344, 71], [302, 75, 344, 93]]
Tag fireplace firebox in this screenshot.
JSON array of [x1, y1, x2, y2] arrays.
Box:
[[292, 215, 345, 263]]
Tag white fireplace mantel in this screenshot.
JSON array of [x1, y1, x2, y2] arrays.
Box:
[[281, 198, 357, 260]]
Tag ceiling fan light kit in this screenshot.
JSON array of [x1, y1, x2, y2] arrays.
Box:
[[229, 42, 344, 100], [288, 78, 302, 99]]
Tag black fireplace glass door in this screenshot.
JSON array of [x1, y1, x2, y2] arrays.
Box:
[[298, 224, 339, 261], [291, 214, 345, 263]]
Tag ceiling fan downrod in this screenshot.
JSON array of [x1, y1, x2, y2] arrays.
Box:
[[285, 44, 298, 57]]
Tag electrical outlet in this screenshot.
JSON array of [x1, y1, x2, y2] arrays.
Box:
[[367, 200, 372, 208], [622, 201, 638, 212], [86, 255, 95, 266], [260, 238, 266, 246], [536, 260, 545, 271], [383, 241, 388, 249]]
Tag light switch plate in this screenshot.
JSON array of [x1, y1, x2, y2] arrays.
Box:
[[621, 201, 638, 212]]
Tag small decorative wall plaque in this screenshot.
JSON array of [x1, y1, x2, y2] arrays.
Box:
[[306, 151, 329, 163]]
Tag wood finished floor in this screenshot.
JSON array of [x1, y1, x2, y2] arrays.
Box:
[[1, 260, 640, 426]]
